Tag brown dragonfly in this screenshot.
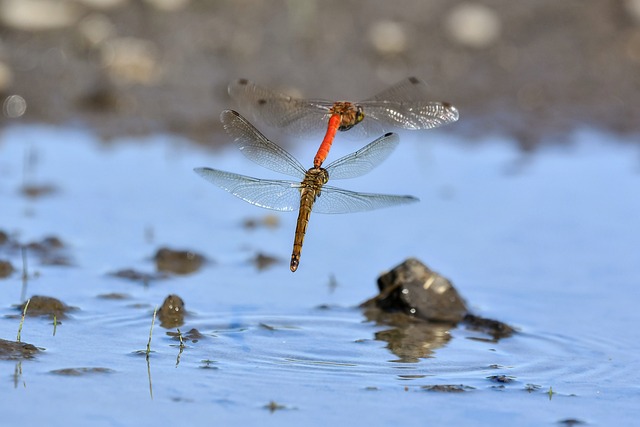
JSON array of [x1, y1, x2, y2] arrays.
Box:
[[228, 77, 459, 168], [194, 110, 418, 272]]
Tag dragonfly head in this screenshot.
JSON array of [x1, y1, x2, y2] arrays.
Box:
[[334, 103, 365, 131]]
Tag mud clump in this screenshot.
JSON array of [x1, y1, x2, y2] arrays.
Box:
[[0, 230, 9, 245], [0, 338, 40, 360], [153, 247, 205, 275], [361, 258, 514, 360], [26, 235, 72, 266], [0, 260, 14, 278], [158, 294, 186, 328], [19, 295, 75, 319]]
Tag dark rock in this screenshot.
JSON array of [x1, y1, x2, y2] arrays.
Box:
[[364, 258, 467, 323], [153, 247, 205, 275], [158, 294, 186, 328], [361, 258, 516, 360]]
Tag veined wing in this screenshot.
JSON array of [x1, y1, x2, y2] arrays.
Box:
[[359, 100, 459, 132], [220, 110, 307, 179], [324, 133, 399, 180], [364, 76, 434, 103], [354, 76, 459, 136], [194, 167, 302, 212], [228, 79, 334, 136], [312, 185, 418, 214]]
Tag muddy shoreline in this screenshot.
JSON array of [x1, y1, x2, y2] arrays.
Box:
[[1, 0, 639, 149]]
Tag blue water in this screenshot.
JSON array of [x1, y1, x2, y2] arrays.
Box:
[[1, 124, 639, 426]]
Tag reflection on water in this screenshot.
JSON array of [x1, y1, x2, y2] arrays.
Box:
[[372, 316, 453, 363]]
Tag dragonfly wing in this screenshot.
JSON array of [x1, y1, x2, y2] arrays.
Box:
[[324, 132, 399, 180], [363, 100, 459, 131], [194, 167, 301, 212], [364, 76, 432, 102], [220, 110, 306, 179], [354, 76, 459, 135], [312, 185, 419, 214], [228, 79, 334, 136]]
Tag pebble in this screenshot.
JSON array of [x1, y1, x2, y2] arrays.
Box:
[[368, 20, 408, 55], [445, 3, 501, 49], [77, 13, 116, 47], [100, 37, 161, 84], [0, 0, 79, 31]]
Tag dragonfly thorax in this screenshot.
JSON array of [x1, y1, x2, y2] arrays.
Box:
[[303, 167, 329, 186], [330, 102, 365, 131]]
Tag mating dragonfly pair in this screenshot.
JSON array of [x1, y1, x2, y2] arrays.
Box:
[[195, 78, 459, 272]]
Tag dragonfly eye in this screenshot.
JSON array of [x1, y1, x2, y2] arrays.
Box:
[[338, 105, 365, 131], [355, 105, 365, 124]]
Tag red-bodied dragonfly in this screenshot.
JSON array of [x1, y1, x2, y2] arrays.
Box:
[[228, 77, 459, 168], [194, 110, 418, 272]]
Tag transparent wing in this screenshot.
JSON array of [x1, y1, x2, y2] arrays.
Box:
[[364, 76, 434, 103], [324, 133, 399, 180], [228, 79, 334, 136], [358, 100, 459, 132], [313, 185, 419, 214], [220, 110, 307, 179], [352, 76, 459, 137], [194, 167, 302, 212]]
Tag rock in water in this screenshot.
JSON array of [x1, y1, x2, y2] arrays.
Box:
[[369, 258, 468, 323]]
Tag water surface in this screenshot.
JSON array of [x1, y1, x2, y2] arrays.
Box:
[[1, 125, 639, 426]]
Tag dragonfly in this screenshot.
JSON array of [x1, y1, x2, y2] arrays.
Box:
[[228, 77, 459, 168], [194, 110, 418, 272]]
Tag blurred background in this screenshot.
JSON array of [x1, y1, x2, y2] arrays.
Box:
[[1, 0, 639, 149]]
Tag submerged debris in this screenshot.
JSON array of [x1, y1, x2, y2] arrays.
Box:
[[0, 338, 40, 360], [25, 235, 72, 266], [20, 183, 57, 198], [50, 367, 114, 376], [421, 384, 475, 393], [153, 247, 205, 275], [264, 401, 288, 413], [17, 295, 75, 319], [251, 252, 280, 271], [108, 268, 168, 285], [362, 258, 514, 360], [242, 214, 280, 230], [167, 328, 203, 343], [158, 294, 186, 328]]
